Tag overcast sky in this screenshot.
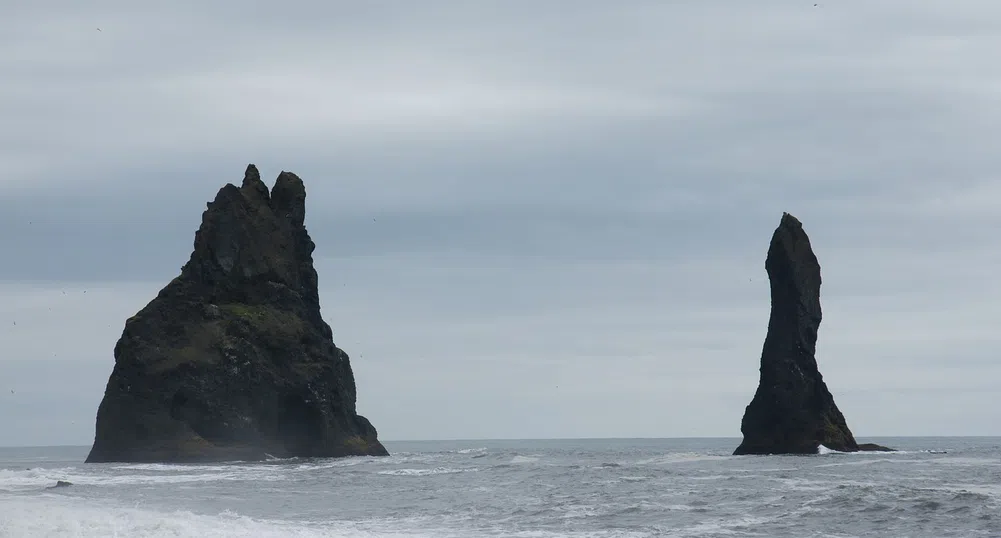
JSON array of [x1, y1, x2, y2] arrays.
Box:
[[2, 1, 1000, 446]]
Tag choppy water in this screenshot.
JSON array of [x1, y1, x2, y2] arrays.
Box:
[[0, 438, 998, 537]]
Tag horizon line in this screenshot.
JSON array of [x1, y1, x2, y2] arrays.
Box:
[[4, 434, 1000, 449]]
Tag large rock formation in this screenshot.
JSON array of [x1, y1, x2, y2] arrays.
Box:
[[86, 165, 388, 463], [734, 213, 891, 455]]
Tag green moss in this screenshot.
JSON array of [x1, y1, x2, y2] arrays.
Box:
[[152, 347, 216, 373], [179, 434, 213, 450], [219, 303, 258, 319], [150, 322, 224, 373], [821, 415, 850, 445], [291, 361, 328, 378], [173, 346, 206, 363], [342, 436, 369, 454], [147, 304, 304, 373], [219, 303, 305, 340]]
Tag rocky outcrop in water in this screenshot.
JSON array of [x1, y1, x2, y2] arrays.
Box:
[[734, 213, 892, 455], [86, 165, 388, 463]]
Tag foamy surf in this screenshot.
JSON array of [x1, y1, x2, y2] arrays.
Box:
[[634, 453, 733, 465], [0, 495, 658, 538], [1, 438, 994, 537], [377, 467, 476, 477], [0, 467, 81, 492], [0, 465, 291, 491], [0, 496, 429, 538], [455, 448, 488, 455]]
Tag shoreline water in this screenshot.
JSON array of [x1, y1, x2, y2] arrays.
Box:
[[2, 437, 997, 537]]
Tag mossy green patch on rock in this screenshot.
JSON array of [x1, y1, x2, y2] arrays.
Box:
[[291, 361, 329, 377], [149, 321, 224, 374], [219, 303, 305, 340], [342, 436, 370, 454], [176, 433, 214, 453], [820, 413, 853, 450]]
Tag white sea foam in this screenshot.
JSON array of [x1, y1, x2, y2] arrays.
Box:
[[662, 504, 698, 512], [0, 467, 80, 491], [921, 483, 1001, 500], [817, 445, 878, 455], [0, 496, 423, 538], [815, 458, 926, 468], [929, 457, 1001, 467], [731, 467, 798, 473], [0, 465, 287, 491], [377, 467, 476, 477], [677, 515, 774, 536], [688, 474, 733, 481], [556, 503, 600, 519], [634, 453, 732, 465], [0, 495, 657, 538], [106, 462, 277, 473], [509, 455, 540, 464], [292, 457, 382, 470], [455, 448, 487, 455], [770, 477, 832, 492]]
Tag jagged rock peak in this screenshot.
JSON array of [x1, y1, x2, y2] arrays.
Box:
[[240, 163, 270, 203], [271, 171, 307, 226], [779, 211, 799, 227]]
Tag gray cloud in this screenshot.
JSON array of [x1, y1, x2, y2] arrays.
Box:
[[1, 0, 1001, 445]]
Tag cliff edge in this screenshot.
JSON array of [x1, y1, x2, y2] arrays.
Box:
[[86, 165, 388, 462], [734, 213, 892, 455]]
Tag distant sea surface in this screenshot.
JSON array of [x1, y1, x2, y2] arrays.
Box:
[[0, 437, 998, 537]]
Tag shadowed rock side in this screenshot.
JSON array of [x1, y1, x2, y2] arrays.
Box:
[[734, 213, 892, 455], [86, 165, 388, 463]]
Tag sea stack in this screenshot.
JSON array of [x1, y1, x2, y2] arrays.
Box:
[[734, 213, 891, 455], [86, 165, 388, 463]]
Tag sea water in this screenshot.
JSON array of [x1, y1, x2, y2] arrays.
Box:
[[0, 437, 998, 537]]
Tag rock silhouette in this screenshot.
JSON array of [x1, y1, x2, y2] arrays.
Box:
[[86, 165, 388, 463], [734, 213, 892, 455]]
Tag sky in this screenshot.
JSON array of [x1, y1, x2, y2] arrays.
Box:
[[2, 1, 1001, 446]]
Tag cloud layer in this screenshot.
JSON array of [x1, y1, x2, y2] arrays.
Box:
[[2, 1, 1000, 445]]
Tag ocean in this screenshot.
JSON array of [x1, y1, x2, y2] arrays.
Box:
[[0, 437, 997, 537]]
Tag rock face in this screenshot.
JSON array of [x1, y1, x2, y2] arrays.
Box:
[[734, 213, 891, 455], [86, 165, 388, 463]]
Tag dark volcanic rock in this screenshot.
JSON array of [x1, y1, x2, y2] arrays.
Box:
[[857, 443, 895, 452], [734, 213, 892, 455], [86, 165, 389, 463]]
